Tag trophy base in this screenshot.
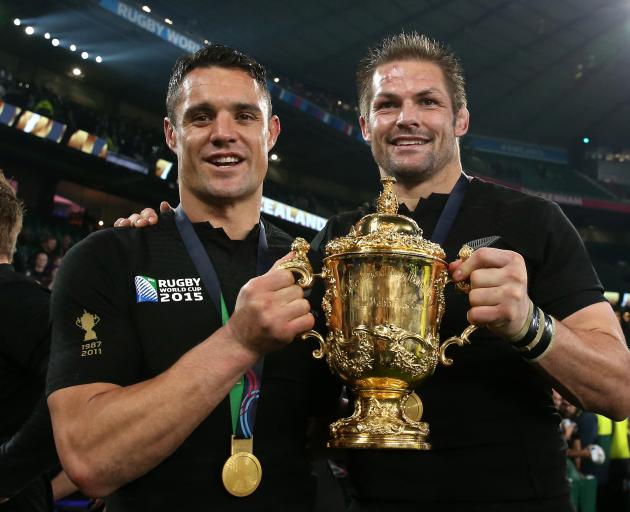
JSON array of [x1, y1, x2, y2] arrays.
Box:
[[327, 381, 431, 450]]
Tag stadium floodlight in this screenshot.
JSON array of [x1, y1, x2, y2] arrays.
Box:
[[98, 220, 104, 227], [72, 68, 82, 76], [204, 39, 209, 44], [44, 32, 51, 39], [70, 44, 77, 51], [270, 153, 279, 161], [164, 18, 173, 25], [273, 77, 280, 83], [142, 5, 151, 13], [81, 51, 89, 59], [25, 26, 35, 35], [13, 18, 21, 26], [52, 38, 60, 46], [95, 56, 103, 63], [583, 137, 590, 144]]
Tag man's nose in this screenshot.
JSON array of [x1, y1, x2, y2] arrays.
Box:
[[210, 112, 237, 145], [396, 101, 420, 129]]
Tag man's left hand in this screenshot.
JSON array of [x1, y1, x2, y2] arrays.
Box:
[[449, 247, 530, 339]]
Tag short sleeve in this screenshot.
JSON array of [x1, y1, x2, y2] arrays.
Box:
[[46, 231, 141, 395], [527, 202, 604, 320]]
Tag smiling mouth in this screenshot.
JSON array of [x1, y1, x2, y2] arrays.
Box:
[[207, 156, 244, 167], [390, 138, 431, 146]]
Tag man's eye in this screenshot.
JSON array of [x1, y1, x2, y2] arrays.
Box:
[[193, 114, 210, 123], [237, 113, 255, 121], [376, 102, 396, 110], [421, 98, 437, 106]]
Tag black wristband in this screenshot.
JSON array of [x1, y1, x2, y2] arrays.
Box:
[[512, 306, 540, 349], [523, 312, 554, 361]]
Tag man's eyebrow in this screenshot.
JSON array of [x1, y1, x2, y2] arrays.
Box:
[[374, 88, 444, 101], [234, 102, 263, 114], [182, 102, 215, 118]]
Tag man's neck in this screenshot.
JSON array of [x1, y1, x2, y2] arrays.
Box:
[[180, 190, 261, 240], [0, 255, 10, 265], [386, 163, 463, 212]]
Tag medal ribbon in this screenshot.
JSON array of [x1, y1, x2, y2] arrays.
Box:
[[174, 205, 270, 439], [429, 172, 470, 248]]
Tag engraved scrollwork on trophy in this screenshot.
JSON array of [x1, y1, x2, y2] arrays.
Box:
[[353, 324, 437, 380], [434, 269, 449, 331], [356, 398, 405, 435], [376, 176, 399, 215], [325, 231, 445, 259], [326, 328, 374, 378]]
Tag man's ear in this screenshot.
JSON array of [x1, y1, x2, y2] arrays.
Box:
[[164, 117, 177, 153], [454, 107, 470, 137], [359, 115, 371, 143], [267, 115, 281, 151]]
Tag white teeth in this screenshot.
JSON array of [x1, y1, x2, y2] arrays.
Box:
[[395, 140, 427, 146], [211, 156, 241, 165]]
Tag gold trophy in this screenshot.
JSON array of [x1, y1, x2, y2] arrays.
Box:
[[280, 177, 476, 450]]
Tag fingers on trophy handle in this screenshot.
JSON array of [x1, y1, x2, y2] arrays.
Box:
[[301, 330, 327, 359], [438, 324, 478, 366], [454, 244, 474, 294], [278, 237, 316, 289]]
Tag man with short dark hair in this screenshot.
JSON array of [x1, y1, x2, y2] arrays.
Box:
[[313, 31, 630, 511], [47, 44, 336, 511]]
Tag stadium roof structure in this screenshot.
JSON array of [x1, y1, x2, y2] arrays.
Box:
[[2, 0, 630, 194]]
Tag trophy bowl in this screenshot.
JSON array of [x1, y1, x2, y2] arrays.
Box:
[[280, 177, 476, 450]]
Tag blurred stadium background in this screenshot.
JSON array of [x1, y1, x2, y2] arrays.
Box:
[[0, 0, 629, 305]]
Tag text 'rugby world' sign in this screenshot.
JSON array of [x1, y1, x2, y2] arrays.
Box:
[[99, 0, 202, 53]]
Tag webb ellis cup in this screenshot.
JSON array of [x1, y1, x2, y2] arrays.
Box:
[[280, 177, 477, 450]]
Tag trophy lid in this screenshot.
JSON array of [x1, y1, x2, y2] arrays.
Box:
[[325, 177, 446, 260]]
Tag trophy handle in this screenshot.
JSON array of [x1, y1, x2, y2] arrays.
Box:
[[301, 330, 327, 359], [278, 237, 323, 288], [452, 243, 474, 294], [279, 238, 327, 358], [438, 324, 478, 366], [439, 243, 479, 365]]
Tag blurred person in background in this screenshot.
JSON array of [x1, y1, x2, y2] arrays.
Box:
[[0, 171, 74, 511], [25, 252, 49, 286]]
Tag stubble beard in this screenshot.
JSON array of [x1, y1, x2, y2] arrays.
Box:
[[374, 137, 458, 186], [373, 145, 441, 186]]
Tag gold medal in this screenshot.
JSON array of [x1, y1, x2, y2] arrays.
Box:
[[222, 435, 262, 497], [403, 392, 423, 422]]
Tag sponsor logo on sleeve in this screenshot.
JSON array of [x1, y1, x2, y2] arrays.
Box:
[[134, 275, 204, 303]]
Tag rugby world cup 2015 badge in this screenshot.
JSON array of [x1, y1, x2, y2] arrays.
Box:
[[134, 275, 204, 303]]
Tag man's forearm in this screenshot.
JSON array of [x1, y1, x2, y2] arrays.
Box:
[[49, 325, 258, 497], [537, 303, 630, 419]]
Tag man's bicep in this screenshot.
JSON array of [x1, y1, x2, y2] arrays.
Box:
[[561, 302, 625, 344]]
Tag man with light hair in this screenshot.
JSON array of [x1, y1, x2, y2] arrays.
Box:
[[311, 31, 629, 511], [0, 172, 65, 511]]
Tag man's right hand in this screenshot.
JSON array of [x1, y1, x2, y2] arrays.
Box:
[[225, 253, 314, 357], [114, 201, 171, 227]]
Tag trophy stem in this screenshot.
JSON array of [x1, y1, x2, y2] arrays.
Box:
[[328, 379, 431, 450]]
